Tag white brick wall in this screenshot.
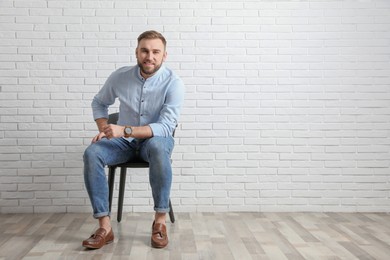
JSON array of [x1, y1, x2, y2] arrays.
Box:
[[1, 0, 389, 213]]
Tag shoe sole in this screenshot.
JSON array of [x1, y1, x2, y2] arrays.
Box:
[[151, 239, 168, 249], [83, 238, 114, 249]]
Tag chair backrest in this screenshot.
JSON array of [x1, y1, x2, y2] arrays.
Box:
[[108, 112, 119, 125], [107, 112, 177, 137]]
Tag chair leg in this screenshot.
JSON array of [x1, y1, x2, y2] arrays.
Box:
[[108, 166, 116, 213], [169, 199, 175, 223], [117, 167, 127, 222]]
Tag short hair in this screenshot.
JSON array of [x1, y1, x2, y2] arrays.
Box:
[[137, 30, 167, 49]]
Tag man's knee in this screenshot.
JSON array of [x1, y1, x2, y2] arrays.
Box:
[[83, 145, 93, 161], [145, 137, 173, 157], [83, 143, 102, 164]]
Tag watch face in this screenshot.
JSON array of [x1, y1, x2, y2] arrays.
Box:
[[125, 127, 132, 135]]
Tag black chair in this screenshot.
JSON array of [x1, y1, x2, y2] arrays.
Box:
[[107, 113, 175, 223]]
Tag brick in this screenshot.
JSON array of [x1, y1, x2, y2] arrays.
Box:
[[2, 192, 34, 199]]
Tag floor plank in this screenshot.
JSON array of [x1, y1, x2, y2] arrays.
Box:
[[0, 212, 389, 259]]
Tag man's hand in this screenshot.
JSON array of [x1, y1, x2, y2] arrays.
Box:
[[92, 132, 106, 143], [102, 124, 125, 139]]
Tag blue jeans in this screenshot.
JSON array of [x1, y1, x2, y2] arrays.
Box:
[[83, 136, 174, 219]]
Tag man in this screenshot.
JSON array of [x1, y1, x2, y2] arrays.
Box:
[[82, 30, 185, 249]]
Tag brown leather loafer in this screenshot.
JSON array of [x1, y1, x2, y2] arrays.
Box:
[[82, 228, 114, 249], [151, 221, 168, 248]]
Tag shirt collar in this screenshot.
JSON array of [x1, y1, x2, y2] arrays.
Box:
[[136, 64, 166, 82]]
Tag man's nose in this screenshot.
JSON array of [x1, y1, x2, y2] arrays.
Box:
[[146, 52, 154, 59]]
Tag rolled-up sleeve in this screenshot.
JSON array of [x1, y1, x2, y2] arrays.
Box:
[[149, 78, 185, 137], [91, 96, 110, 120], [91, 72, 117, 120]]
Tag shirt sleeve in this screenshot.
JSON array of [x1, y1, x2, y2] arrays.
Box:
[[149, 77, 185, 137], [91, 71, 118, 120]]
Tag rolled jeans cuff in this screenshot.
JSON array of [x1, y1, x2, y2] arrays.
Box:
[[93, 211, 111, 219], [154, 207, 170, 213]]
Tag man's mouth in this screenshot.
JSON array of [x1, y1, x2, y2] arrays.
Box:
[[144, 61, 154, 67]]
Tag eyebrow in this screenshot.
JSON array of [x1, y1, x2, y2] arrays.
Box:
[[140, 48, 162, 52]]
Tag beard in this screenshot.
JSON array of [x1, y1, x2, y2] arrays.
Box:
[[137, 60, 163, 77]]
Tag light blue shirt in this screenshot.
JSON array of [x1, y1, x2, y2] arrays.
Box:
[[91, 64, 185, 140]]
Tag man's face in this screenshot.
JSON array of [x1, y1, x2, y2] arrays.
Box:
[[136, 38, 167, 79]]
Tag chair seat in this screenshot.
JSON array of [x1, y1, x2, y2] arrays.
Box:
[[110, 158, 172, 168], [111, 159, 149, 168]]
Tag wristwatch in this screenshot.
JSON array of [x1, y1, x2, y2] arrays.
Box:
[[124, 126, 133, 137]]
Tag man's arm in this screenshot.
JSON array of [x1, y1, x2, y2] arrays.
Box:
[[127, 125, 153, 139], [96, 118, 108, 132], [101, 123, 153, 140], [91, 118, 108, 143]]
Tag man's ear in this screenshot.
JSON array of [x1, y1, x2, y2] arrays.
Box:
[[163, 51, 167, 62]]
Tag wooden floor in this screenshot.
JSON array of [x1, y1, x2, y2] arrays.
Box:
[[0, 212, 390, 260]]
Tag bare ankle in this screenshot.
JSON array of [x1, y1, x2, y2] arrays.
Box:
[[155, 212, 166, 224], [98, 216, 112, 232]]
